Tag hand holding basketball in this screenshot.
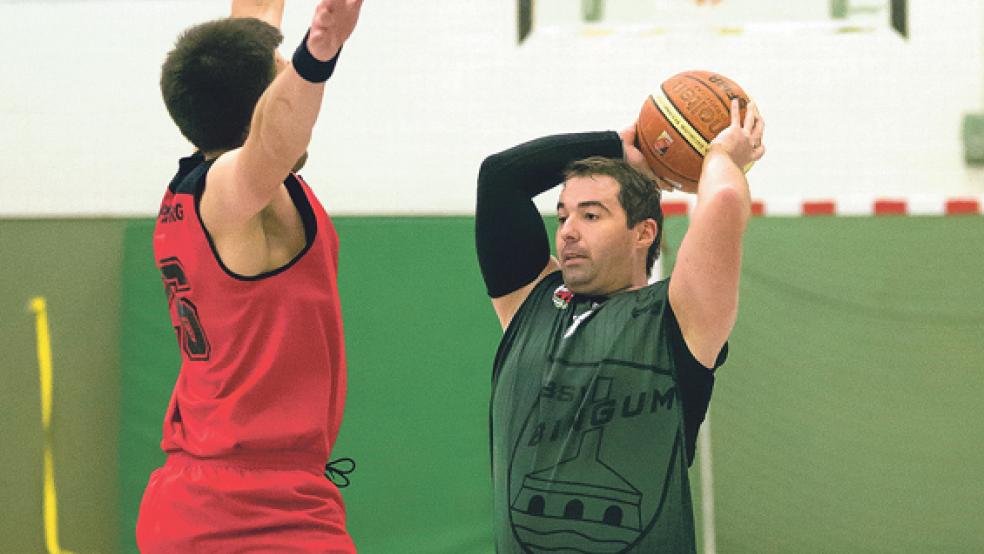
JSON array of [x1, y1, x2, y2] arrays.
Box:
[[635, 70, 754, 193], [307, 0, 363, 61], [619, 126, 672, 191], [709, 98, 765, 169]]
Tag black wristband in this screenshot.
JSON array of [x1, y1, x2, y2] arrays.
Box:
[[292, 30, 341, 83]]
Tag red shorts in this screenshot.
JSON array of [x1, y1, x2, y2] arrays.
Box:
[[136, 453, 355, 553]]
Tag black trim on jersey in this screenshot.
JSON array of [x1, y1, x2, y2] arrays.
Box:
[[193, 173, 319, 282], [168, 153, 320, 282], [169, 152, 210, 194], [286, 175, 318, 247], [665, 297, 722, 465]]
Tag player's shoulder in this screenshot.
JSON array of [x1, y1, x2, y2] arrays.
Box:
[[503, 271, 564, 331], [641, 276, 670, 298], [624, 277, 670, 305], [607, 277, 671, 321]]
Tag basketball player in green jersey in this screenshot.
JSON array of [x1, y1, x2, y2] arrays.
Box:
[[475, 99, 764, 552]]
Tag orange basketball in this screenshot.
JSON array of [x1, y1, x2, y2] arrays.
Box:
[[636, 70, 750, 193]]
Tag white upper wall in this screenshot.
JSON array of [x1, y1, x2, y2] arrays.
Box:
[[0, 0, 982, 216]]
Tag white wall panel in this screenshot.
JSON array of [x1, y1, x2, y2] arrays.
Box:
[[0, 0, 981, 216]]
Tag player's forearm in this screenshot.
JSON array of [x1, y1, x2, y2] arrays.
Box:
[[694, 145, 751, 228], [243, 67, 325, 183], [479, 132, 623, 197], [671, 145, 749, 360], [230, 0, 291, 164], [230, 0, 285, 28]]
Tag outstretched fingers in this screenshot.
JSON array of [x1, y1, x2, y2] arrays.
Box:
[[756, 110, 765, 145], [748, 101, 764, 155], [308, 0, 363, 60], [743, 99, 755, 131]]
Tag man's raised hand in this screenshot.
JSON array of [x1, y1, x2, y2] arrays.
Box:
[[307, 0, 363, 61], [709, 98, 765, 169]]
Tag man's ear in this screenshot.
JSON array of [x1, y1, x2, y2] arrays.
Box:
[[635, 218, 658, 250]]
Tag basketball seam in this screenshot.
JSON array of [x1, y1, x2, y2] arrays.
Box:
[[682, 74, 733, 113], [649, 153, 695, 185], [653, 90, 706, 158]]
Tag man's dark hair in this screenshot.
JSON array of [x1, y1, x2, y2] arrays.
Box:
[[161, 17, 283, 153], [564, 157, 664, 276]]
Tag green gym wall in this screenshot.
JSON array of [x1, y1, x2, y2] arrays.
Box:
[[1, 215, 981, 553]]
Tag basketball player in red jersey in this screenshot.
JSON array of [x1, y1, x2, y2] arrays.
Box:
[[136, 1, 363, 551]]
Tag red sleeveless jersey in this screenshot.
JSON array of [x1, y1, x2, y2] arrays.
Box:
[[152, 153, 346, 472]]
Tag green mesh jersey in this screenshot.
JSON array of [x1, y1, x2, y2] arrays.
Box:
[[490, 271, 725, 553]]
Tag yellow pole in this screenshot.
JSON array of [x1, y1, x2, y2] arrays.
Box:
[[30, 297, 76, 554]]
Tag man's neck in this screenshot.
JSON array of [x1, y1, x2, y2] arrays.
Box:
[[201, 150, 227, 161], [573, 279, 640, 300]]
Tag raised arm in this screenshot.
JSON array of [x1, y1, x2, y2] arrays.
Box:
[[203, 0, 362, 236], [230, 0, 285, 28], [476, 132, 624, 329], [668, 99, 765, 367]]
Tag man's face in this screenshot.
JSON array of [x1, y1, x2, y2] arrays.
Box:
[[556, 175, 642, 296]]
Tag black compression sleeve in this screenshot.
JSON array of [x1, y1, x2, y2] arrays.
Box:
[[475, 131, 624, 298]]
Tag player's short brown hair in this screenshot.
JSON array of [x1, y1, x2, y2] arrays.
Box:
[[564, 157, 664, 276], [161, 17, 283, 153]]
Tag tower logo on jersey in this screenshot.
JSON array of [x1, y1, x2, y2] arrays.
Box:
[[507, 374, 684, 552]]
